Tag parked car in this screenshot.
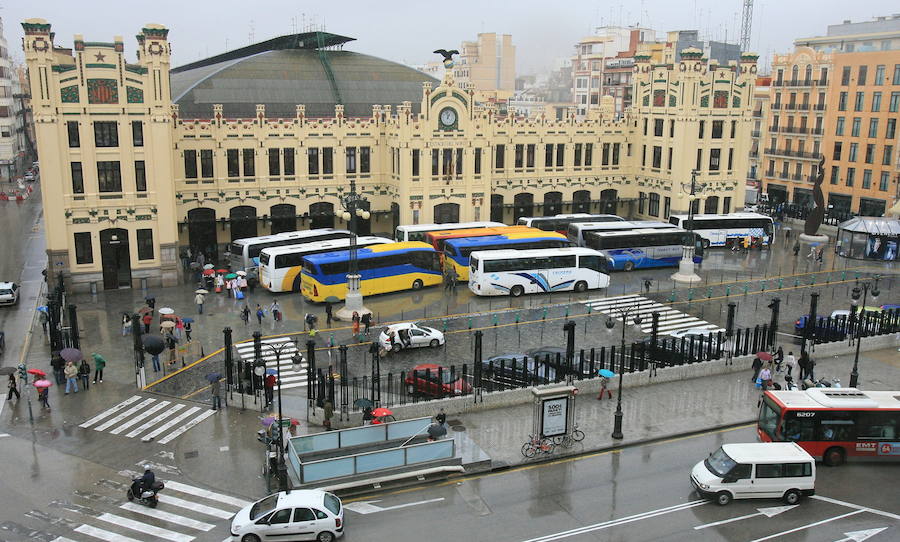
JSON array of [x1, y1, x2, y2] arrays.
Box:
[[404, 363, 471, 397], [23, 171, 35, 182], [481, 353, 557, 387], [794, 309, 853, 340], [0, 282, 19, 306], [378, 322, 444, 352], [230, 489, 343, 542]]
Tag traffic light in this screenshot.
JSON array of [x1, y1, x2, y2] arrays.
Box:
[[17, 364, 27, 381]]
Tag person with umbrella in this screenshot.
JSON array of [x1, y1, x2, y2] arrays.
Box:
[[597, 369, 615, 400], [195, 290, 205, 314], [264, 370, 276, 408], [92, 353, 106, 383], [142, 311, 153, 333], [6, 373, 19, 401], [36, 380, 51, 410], [182, 317, 194, 341], [64, 360, 79, 394], [165, 331, 178, 368], [240, 305, 251, 326]]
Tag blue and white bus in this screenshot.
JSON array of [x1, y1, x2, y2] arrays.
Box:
[[443, 232, 572, 281], [469, 247, 610, 297], [668, 213, 775, 248], [586, 228, 702, 271], [567, 220, 678, 246], [517, 214, 624, 233]]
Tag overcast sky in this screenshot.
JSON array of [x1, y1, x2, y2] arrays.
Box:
[[5, 0, 898, 75]]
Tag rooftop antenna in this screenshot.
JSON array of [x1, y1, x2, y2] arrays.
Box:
[[249, 20, 255, 44], [740, 0, 754, 52]]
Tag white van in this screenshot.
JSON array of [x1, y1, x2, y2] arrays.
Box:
[[691, 442, 815, 506]]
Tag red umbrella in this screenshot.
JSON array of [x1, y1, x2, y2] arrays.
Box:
[[372, 407, 393, 417], [202, 269, 215, 276], [27, 368, 47, 377], [33, 379, 52, 388], [216, 268, 229, 274], [756, 352, 773, 361]]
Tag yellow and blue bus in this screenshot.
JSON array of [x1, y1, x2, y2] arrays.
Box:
[[443, 232, 572, 281], [300, 242, 443, 302]]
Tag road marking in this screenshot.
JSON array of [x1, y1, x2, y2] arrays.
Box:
[[50, 537, 77, 542], [142, 406, 201, 442], [157, 408, 216, 444], [79, 396, 143, 428], [748, 510, 866, 542], [521, 500, 707, 542], [96, 512, 194, 542], [125, 403, 186, 438], [119, 502, 215, 531], [585, 294, 724, 336], [811, 495, 900, 520], [694, 505, 797, 530], [93, 398, 156, 431], [833, 528, 889, 542], [109, 400, 171, 435], [162, 480, 252, 508], [344, 497, 445, 514], [74, 524, 144, 542], [157, 494, 234, 519], [0, 433, 9, 438]]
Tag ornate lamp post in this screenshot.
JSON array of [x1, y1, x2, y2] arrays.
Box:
[[604, 302, 643, 440], [261, 341, 303, 493], [335, 178, 372, 321], [848, 276, 880, 388], [671, 169, 706, 285]]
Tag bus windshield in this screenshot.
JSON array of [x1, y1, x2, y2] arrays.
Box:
[[759, 396, 780, 441]]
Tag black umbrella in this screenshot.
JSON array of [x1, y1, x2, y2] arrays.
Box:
[[206, 372, 222, 383], [59, 348, 83, 363], [142, 335, 166, 356], [0, 367, 15, 376], [427, 422, 447, 440], [353, 398, 374, 409]]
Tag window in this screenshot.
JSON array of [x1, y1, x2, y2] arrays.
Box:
[[307, 148, 319, 175], [894, 64, 900, 84], [67, 121, 80, 148], [835, 117, 844, 136], [698, 120, 705, 138], [830, 166, 839, 185], [731, 120, 737, 138], [755, 464, 783, 478], [854, 91, 864, 111], [200, 149, 214, 178], [576, 143, 585, 166], [93, 121, 118, 147], [492, 144, 504, 170], [135, 160, 146, 191], [654, 118, 664, 137], [293, 508, 316, 522], [667, 147, 673, 169], [862, 169, 872, 189], [842, 66, 851, 85], [887, 119, 896, 139], [647, 146, 660, 169], [545, 144, 553, 167], [819, 67, 829, 84], [556, 144, 565, 167], [268, 149, 280, 176], [132, 121, 143, 147], [838, 91, 847, 111], [184, 150, 198, 178], [846, 167, 855, 187], [412, 149, 420, 176], [74, 232, 93, 264], [474, 148, 481, 174], [783, 463, 813, 477], [136, 229, 154, 260], [601, 143, 610, 165], [431, 149, 439, 176], [97, 161, 122, 192], [709, 149, 721, 171], [360, 147, 370, 173], [889, 92, 900, 112], [71, 162, 84, 194], [227, 149, 240, 177], [869, 119, 879, 138], [884, 145, 893, 166], [669, 119, 675, 137], [865, 144, 875, 164], [612, 143, 620, 165], [641, 145, 647, 167], [322, 147, 333, 174], [345, 147, 356, 174], [242, 148, 255, 176], [858, 65, 868, 85], [648, 193, 660, 216], [267, 509, 292, 525], [711, 120, 723, 139], [643, 118, 648, 135], [573, 143, 582, 167], [283, 148, 295, 176], [875, 65, 885, 85], [879, 172, 890, 191], [728, 148, 734, 170], [638, 192, 646, 214], [848, 142, 857, 161], [664, 196, 672, 217], [872, 92, 882, 112], [696, 148, 703, 171]]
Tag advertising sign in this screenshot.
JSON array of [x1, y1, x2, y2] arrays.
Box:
[[541, 397, 568, 437]]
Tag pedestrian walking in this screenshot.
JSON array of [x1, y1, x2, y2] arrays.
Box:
[[751, 355, 763, 383], [151, 352, 161, 373], [215, 273, 225, 294], [447, 266, 458, 290], [51, 351, 65, 385], [145, 295, 156, 310], [255, 304, 265, 325], [305, 312, 317, 333], [352, 311, 360, 337], [174, 317, 184, 341], [807, 245, 817, 259], [210, 377, 221, 411], [6, 374, 19, 401], [39, 310, 49, 336], [774, 346, 784, 373], [362, 406, 374, 425], [64, 361, 79, 394], [231, 278, 241, 299], [78, 359, 91, 390], [361, 312, 372, 336], [792, 242, 800, 257], [323, 399, 334, 430], [92, 352, 106, 383], [816, 247, 824, 263], [240, 305, 251, 326], [784, 351, 796, 377], [325, 302, 333, 327], [38, 386, 50, 410], [798, 350, 810, 381], [264, 372, 276, 408], [121, 312, 132, 336], [597, 374, 613, 400], [758, 363, 773, 391], [195, 292, 205, 314], [270, 300, 282, 322], [806, 355, 817, 382], [239, 276, 248, 293], [184, 321, 192, 341], [166, 333, 178, 367]]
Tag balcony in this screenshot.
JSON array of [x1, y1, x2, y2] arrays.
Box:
[[752, 110, 764, 118], [771, 103, 782, 110], [764, 148, 822, 161], [751, 131, 761, 138], [782, 103, 811, 111], [812, 104, 826, 111], [772, 79, 827, 87]]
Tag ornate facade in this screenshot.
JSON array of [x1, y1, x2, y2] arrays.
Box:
[[23, 20, 756, 292]]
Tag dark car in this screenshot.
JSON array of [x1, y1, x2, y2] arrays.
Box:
[[794, 312, 849, 341], [404, 363, 472, 398], [481, 353, 557, 387]]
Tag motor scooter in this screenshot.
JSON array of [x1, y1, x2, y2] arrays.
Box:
[[127, 478, 165, 508]]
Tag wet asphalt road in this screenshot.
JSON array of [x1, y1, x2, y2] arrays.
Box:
[[340, 425, 900, 542]]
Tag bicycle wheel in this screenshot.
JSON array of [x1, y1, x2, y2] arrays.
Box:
[[552, 435, 565, 445], [572, 429, 585, 442], [539, 438, 555, 454], [522, 442, 537, 458], [559, 435, 574, 448]]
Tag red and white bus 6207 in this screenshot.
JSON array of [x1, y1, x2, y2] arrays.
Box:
[[758, 388, 900, 466]]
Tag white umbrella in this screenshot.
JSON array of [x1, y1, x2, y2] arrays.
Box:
[[203, 263, 214, 270], [195, 289, 209, 294], [236, 270, 247, 276], [158, 307, 175, 315]]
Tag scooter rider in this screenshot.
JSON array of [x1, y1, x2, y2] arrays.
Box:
[[133, 465, 156, 495]]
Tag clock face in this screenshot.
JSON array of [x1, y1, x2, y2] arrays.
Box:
[[439, 107, 457, 128]]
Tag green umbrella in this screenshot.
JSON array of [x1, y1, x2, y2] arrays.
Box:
[[225, 273, 238, 280]]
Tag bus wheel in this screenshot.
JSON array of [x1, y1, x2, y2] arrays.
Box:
[[823, 446, 845, 466], [292, 276, 302, 293], [510, 285, 524, 297], [623, 262, 635, 272], [412, 279, 424, 290], [574, 281, 588, 293]]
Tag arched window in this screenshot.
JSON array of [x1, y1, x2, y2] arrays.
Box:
[[270, 204, 296, 234], [573, 190, 591, 213], [804, 65, 812, 84], [187, 208, 217, 262], [791, 65, 799, 83], [433, 203, 460, 224], [513, 193, 534, 222], [491, 194, 505, 223], [543, 191, 562, 216], [600, 189, 618, 215], [309, 202, 335, 230], [704, 196, 719, 214], [229, 206, 257, 241]]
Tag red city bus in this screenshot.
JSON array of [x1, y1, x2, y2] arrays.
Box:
[[758, 388, 900, 466]]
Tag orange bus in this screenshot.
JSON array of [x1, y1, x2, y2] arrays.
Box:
[[424, 226, 535, 252]]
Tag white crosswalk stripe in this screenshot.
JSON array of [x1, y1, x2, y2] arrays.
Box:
[[235, 337, 310, 390], [119, 502, 216, 531], [585, 294, 725, 336], [78, 396, 213, 444]]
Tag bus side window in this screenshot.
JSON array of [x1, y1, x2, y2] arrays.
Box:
[[819, 413, 855, 441], [856, 411, 896, 440], [783, 416, 815, 441]]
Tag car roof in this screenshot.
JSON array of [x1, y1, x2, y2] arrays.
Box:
[[275, 489, 326, 507], [721, 442, 813, 463], [0, 282, 16, 288]]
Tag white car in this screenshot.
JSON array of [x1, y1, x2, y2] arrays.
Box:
[[666, 326, 720, 339], [230, 489, 344, 542], [378, 322, 445, 352], [0, 282, 19, 306]]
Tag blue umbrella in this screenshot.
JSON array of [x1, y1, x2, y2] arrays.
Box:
[[37, 306, 48, 313], [265, 368, 278, 375], [181, 317, 194, 324], [598, 369, 615, 378]]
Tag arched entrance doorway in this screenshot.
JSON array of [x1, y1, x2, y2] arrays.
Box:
[[187, 208, 217, 262], [573, 190, 591, 214], [230, 206, 257, 241], [600, 189, 618, 215], [543, 191, 562, 216], [704, 196, 719, 214], [270, 204, 296, 234], [433, 202, 460, 224], [309, 202, 335, 229], [513, 193, 534, 222], [490, 194, 505, 223], [100, 228, 132, 290]]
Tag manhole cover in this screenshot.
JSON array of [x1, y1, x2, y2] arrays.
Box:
[[447, 419, 462, 426], [184, 450, 199, 459], [451, 425, 466, 432]]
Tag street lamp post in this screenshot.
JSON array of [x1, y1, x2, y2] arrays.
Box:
[[335, 178, 372, 321], [261, 341, 303, 493], [605, 303, 643, 440], [849, 276, 880, 388], [671, 169, 706, 285]]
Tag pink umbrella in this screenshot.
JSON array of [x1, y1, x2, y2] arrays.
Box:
[[33, 379, 52, 388]]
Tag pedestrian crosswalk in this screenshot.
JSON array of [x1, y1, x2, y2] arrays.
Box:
[[40, 475, 250, 542], [234, 336, 309, 391], [585, 294, 725, 336], [79, 396, 216, 444]]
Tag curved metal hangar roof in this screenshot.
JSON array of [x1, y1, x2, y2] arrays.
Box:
[[170, 32, 438, 119]]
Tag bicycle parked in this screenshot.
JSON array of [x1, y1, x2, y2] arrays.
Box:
[[552, 424, 586, 448], [521, 434, 555, 458]]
